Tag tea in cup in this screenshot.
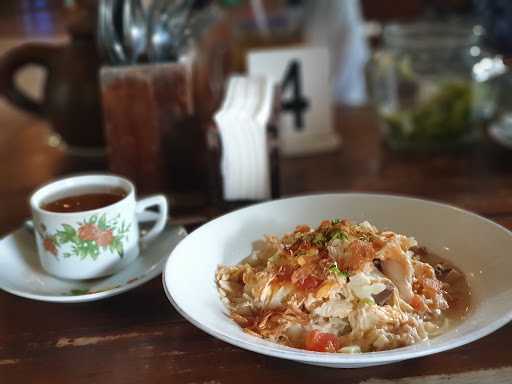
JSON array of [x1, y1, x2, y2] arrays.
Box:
[[30, 174, 168, 280]]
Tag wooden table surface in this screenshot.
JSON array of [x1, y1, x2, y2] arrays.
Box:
[[2, 106, 512, 383]]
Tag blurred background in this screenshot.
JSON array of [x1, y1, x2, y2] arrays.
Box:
[[2, 0, 512, 234]]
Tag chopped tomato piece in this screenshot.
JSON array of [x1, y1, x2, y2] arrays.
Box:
[[297, 276, 321, 290], [295, 225, 311, 233], [411, 294, 424, 311], [305, 331, 340, 352]]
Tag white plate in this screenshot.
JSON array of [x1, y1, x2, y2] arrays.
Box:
[[0, 224, 186, 303], [163, 193, 512, 368]]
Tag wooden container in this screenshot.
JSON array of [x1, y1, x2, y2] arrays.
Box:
[[100, 19, 232, 211]]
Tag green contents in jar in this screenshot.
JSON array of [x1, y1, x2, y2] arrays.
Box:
[[384, 81, 474, 143]]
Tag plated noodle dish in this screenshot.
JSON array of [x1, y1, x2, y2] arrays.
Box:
[[216, 219, 470, 353]]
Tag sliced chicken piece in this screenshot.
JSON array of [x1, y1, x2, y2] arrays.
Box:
[[378, 239, 415, 303], [381, 259, 414, 302]]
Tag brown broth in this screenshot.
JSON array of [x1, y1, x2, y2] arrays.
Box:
[[42, 189, 127, 213], [417, 251, 472, 323]]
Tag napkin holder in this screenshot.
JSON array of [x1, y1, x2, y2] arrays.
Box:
[[208, 78, 281, 209]]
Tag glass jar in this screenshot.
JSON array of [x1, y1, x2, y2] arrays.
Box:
[[371, 22, 499, 150]]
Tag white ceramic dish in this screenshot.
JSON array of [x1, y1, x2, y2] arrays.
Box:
[[163, 193, 512, 368], [0, 224, 186, 303]]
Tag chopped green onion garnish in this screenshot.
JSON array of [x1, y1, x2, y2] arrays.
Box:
[[329, 262, 349, 278], [361, 298, 374, 306], [329, 229, 348, 242], [331, 219, 342, 225], [312, 232, 326, 246]]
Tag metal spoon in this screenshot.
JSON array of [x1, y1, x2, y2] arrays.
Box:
[[99, 0, 127, 64], [110, 0, 128, 63], [123, 0, 148, 63], [147, 0, 194, 62], [98, 0, 118, 64]]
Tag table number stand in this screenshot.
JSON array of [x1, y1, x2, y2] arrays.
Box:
[[248, 46, 341, 157]]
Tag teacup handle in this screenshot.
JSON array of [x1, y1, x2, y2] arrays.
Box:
[[135, 195, 168, 243]]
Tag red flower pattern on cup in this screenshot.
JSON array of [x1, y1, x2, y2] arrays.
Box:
[[78, 223, 115, 247], [41, 214, 130, 260], [43, 237, 58, 256], [96, 229, 114, 246], [78, 223, 100, 241]]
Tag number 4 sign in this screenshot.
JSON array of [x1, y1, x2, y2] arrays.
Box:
[[247, 46, 340, 156]]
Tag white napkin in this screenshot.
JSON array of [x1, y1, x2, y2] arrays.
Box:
[[214, 75, 274, 201]]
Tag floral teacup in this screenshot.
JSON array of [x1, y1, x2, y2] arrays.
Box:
[[30, 174, 168, 280]]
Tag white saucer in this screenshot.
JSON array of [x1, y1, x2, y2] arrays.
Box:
[[0, 224, 187, 303]]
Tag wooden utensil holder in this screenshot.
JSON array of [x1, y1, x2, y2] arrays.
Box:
[[100, 35, 232, 212]]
